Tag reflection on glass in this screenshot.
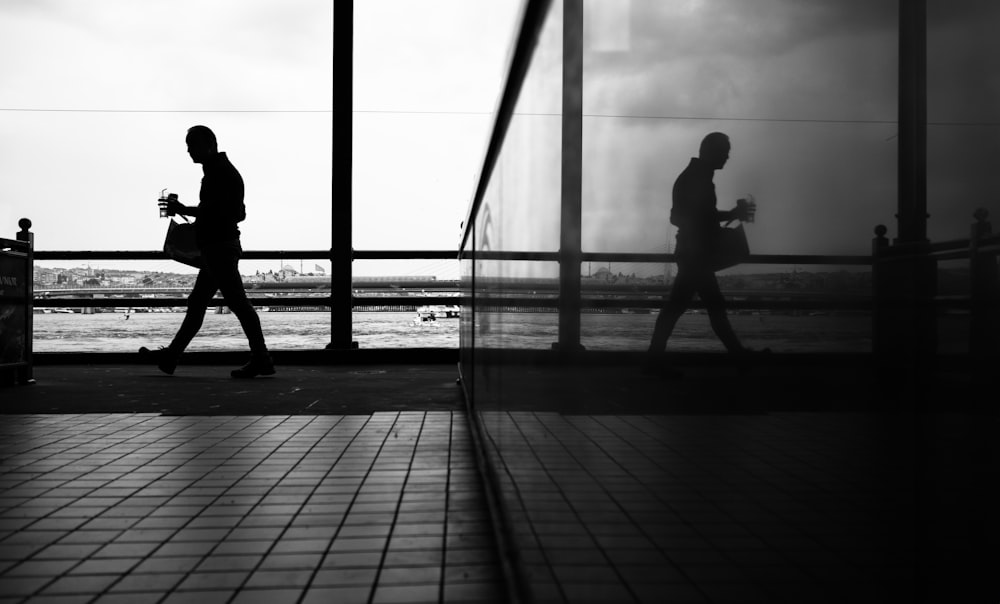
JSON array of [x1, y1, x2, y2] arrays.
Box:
[[927, 0, 1000, 242], [582, 1, 898, 258], [448, 1, 1000, 602]]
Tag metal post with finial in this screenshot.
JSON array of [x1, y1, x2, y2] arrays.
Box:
[[969, 209, 998, 376], [16, 218, 35, 384], [871, 224, 889, 359]]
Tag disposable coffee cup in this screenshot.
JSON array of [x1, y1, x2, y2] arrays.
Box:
[[158, 192, 177, 218]]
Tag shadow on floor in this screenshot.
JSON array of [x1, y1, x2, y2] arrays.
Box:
[[2, 365, 464, 415]]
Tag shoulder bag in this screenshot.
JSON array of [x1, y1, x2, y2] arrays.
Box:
[[163, 216, 201, 268], [712, 220, 750, 271]]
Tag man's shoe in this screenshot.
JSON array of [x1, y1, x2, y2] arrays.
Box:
[[139, 346, 178, 375], [231, 354, 275, 379]]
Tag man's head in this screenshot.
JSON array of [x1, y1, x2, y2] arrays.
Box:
[[186, 125, 218, 164], [698, 132, 730, 170]]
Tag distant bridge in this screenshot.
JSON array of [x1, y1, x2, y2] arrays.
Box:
[[36, 282, 869, 304], [36, 280, 463, 298]]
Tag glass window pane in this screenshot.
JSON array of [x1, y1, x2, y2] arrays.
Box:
[[927, 0, 1000, 240], [582, 1, 898, 257]]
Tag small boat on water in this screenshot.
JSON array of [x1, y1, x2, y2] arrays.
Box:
[[416, 305, 460, 321]]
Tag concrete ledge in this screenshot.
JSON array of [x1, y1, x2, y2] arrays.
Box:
[[33, 347, 459, 365], [30, 348, 978, 371]]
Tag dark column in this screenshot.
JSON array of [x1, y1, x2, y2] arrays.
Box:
[[888, 0, 935, 367], [555, 0, 584, 354], [328, 0, 357, 350], [870, 224, 889, 359], [17, 218, 34, 384], [898, 0, 927, 245]]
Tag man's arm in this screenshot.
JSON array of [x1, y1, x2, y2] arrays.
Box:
[[716, 208, 739, 223], [717, 201, 752, 223], [167, 199, 199, 218]]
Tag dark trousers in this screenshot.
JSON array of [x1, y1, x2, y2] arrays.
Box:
[[648, 260, 742, 354], [170, 243, 268, 356]]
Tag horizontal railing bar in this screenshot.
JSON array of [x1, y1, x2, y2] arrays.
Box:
[[582, 300, 872, 311], [581, 253, 873, 265], [461, 251, 560, 262], [880, 238, 969, 255], [973, 242, 1000, 253], [33, 249, 882, 266], [33, 250, 459, 261], [33, 295, 976, 311], [474, 297, 971, 310], [460, 251, 873, 265], [354, 251, 456, 260], [37, 242, 990, 266], [0, 238, 31, 251], [877, 233, 1000, 259], [876, 248, 985, 263], [354, 296, 460, 306], [34, 296, 463, 308]]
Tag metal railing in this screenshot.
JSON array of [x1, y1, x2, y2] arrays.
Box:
[[447, 2, 997, 356], [31, 246, 462, 311], [871, 210, 1000, 362]]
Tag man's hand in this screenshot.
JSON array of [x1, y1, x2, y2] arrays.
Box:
[[735, 197, 756, 222], [167, 198, 187, 216]]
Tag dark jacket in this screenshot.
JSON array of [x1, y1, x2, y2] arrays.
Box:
[[195, 152, 245, 249], [670, 157, 728, 262]]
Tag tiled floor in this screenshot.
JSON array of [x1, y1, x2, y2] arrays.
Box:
[[482, 409, 998, 603], [0, 412, 506, 604], [3, 364, 997, 603]]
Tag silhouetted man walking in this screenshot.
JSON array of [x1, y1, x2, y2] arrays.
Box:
[[142, 125, 274, 378], [645, 132, 764, 376]]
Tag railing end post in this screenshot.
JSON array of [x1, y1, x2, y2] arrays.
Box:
[[969, 209, 1000, 369], [17, 218, 33, 245], [972, 208, 991, 242], [872, 225, 889, 260]]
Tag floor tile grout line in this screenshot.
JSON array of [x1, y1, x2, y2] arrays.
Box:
[[499, 411, 619, 603], [0, 414, 173, 493], [75, 415, 283, 602], [542, 413, 824, 600], [529, 412, 724, 602], [465, 408, 532, 604], [512, 410, 789, 603], [533, 411, 708, 603], [84, 414, 351, 604], [214, 413, 377, 604], [366, 411, 431, 604], [531, 412, 902, 600], [611, 413, 865, 569], [291, 411, 405, 604], [438, 411, 453, 603], [1, 414, 231, 601]]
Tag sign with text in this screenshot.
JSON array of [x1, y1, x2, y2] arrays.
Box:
[[0, 250, 28, 366]]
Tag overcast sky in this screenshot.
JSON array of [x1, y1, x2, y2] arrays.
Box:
[[3, 0, 999, 279], [484, 0, 1000, 277], [0, 0, 521, 277]]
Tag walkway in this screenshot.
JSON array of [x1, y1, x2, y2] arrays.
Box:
[[0, 365, 504, 604], [2, 362, 997, 603]]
